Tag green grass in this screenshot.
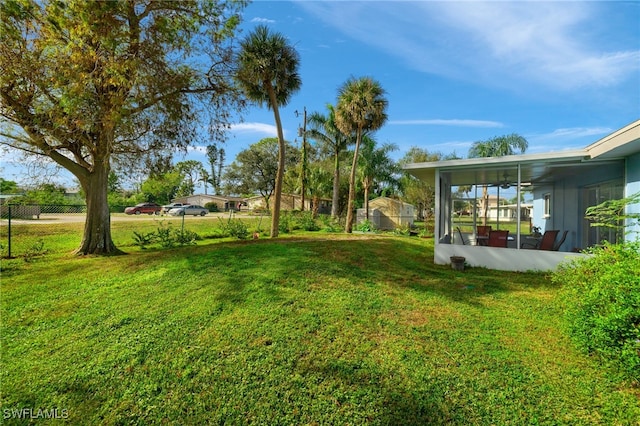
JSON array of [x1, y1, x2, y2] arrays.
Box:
[[1, 214, 269, 256], [2, 235, 639, 424], [453, 218, 531, 235]]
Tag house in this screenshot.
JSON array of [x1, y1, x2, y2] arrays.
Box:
[[245, 193, 331, 214], [171, 194, 244, 211], [404, 119, 640, 272], [454, 194, 532, 223], [357, 197, 415, 230], [487, 203, 532, 222]]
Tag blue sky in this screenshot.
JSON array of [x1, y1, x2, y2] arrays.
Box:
[[189, 0, 639, 185], [2, 1, 639, 189]]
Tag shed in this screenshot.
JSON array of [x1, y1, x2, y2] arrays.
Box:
[[357, 197, 415, 230]]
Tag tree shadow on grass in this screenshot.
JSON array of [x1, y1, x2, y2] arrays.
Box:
[[298, 356, 451, 424], [174, 236, 558, 311]]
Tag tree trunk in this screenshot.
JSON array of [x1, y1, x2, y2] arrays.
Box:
[[312, 195, 320, 218], [481, 185, 489, 226], [268, 85, 284, 238], [345, 129, 362, 233], [76, 160, 121, 255], [363, 179, 371, 221], [331, 152, 340, 218]]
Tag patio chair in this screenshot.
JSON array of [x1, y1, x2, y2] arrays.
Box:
[[487, 230, 509, 248], [521, 230, 559, 250], [476, 225, 492, 246], [552, 230, 568, 251], [456, 227, 468, 245]]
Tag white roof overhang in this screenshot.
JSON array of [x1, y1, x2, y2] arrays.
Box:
[[404, 119, 639, 188], [403, 150, 608, 187], [586, 119, 640, 159]]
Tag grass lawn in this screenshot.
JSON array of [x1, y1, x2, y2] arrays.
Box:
[[2, 234, 639, 424]]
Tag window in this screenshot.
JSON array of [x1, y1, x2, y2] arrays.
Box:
[[543, 193, 551, 218], [583, 181, 624, 246]]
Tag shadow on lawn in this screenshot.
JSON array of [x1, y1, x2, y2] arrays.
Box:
[[182, 236, 556, 308], [301, 356, 449, 424]]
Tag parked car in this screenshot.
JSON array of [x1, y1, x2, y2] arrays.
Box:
[[124, 202, 161, 215], [162, 202, 188, 213], [168, 205, 208, 216]]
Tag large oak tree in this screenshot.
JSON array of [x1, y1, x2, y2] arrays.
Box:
[[0, 0, 247, 254]]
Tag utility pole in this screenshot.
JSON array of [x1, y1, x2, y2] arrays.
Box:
[[296, 107, 307, 211]]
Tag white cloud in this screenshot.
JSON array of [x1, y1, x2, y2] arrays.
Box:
[[230, 122, 278, 136], [251, 17, 275, 24], [530, 127, 612, 141], [299, 1, 639, 91], [389, 119, 504, 128]]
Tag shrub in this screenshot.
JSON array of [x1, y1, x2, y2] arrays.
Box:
[[319, 214, 342, 233], [553, 241, 640, 384], [23, 239, 48, 262], [278, 212, 293, 234], [204, 202, 219, 212], [131, 222, 200, 249], [355, 219, 376, 232], [295, 211, 320, 231], [218, 218, 250, 239], [132, 231, 155, 249]]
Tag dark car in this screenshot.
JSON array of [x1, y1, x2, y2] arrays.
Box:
[[124, 202, 162, 215]]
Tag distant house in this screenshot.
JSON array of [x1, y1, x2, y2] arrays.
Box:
[[404, 119, 640, 272], [487, 203, 532, 222], [245, 193, 331, 213], [357, 197, 415, 230], [171, 194, 243, 211]]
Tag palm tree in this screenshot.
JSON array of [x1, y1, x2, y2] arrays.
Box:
[[468, 133, 528, 225], [306, 104, 351, 218], [306, 165, 333, 218], [358, 136, 398, 220], [397, 147, 443, 222], [236, 25, 301, 237], [335, 77, 388, 233]]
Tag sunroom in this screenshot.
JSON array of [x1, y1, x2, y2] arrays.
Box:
[[404, 119, 640, 272]]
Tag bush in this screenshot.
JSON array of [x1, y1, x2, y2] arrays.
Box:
[[278, 212, 293, 234], [553, 241, 640, 384], [319, 214, 342, 233], [218, 218, 250, 239], [205, 202, 219, 212], [295, 211, 320, 232], [355, 219, 376, 232], [131, 222, 200, 249]]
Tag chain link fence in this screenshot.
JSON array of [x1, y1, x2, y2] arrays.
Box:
[[1, 204, 335, 258], [1, 204, 426, 258], [1, 204, 87, 258]]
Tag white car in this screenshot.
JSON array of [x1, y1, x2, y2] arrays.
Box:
[[162, 202, 188, 213], [168, 205, 208, 216]]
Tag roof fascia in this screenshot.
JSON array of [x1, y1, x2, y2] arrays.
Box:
[[403, 149, 588, 172], [586, 119, 640, 159]]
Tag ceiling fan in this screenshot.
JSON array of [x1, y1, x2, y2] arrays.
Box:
[[487, 172, 511, 189]]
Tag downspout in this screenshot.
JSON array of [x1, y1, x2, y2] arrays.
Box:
[[517, 163, 522, 249], [435, 169, 442, 242], [473, 182, 478, 234]]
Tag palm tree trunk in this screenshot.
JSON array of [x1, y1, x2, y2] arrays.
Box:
[[312, 195, 320, 218], [267, 85, 285, 237], [363, 178, 371, 221], [482, 185, 489, 226], [345, 128, 362, 233], [331, 151, 340, 218]]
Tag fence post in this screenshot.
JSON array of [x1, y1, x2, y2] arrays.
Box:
[[7, 205, 11, 258]]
